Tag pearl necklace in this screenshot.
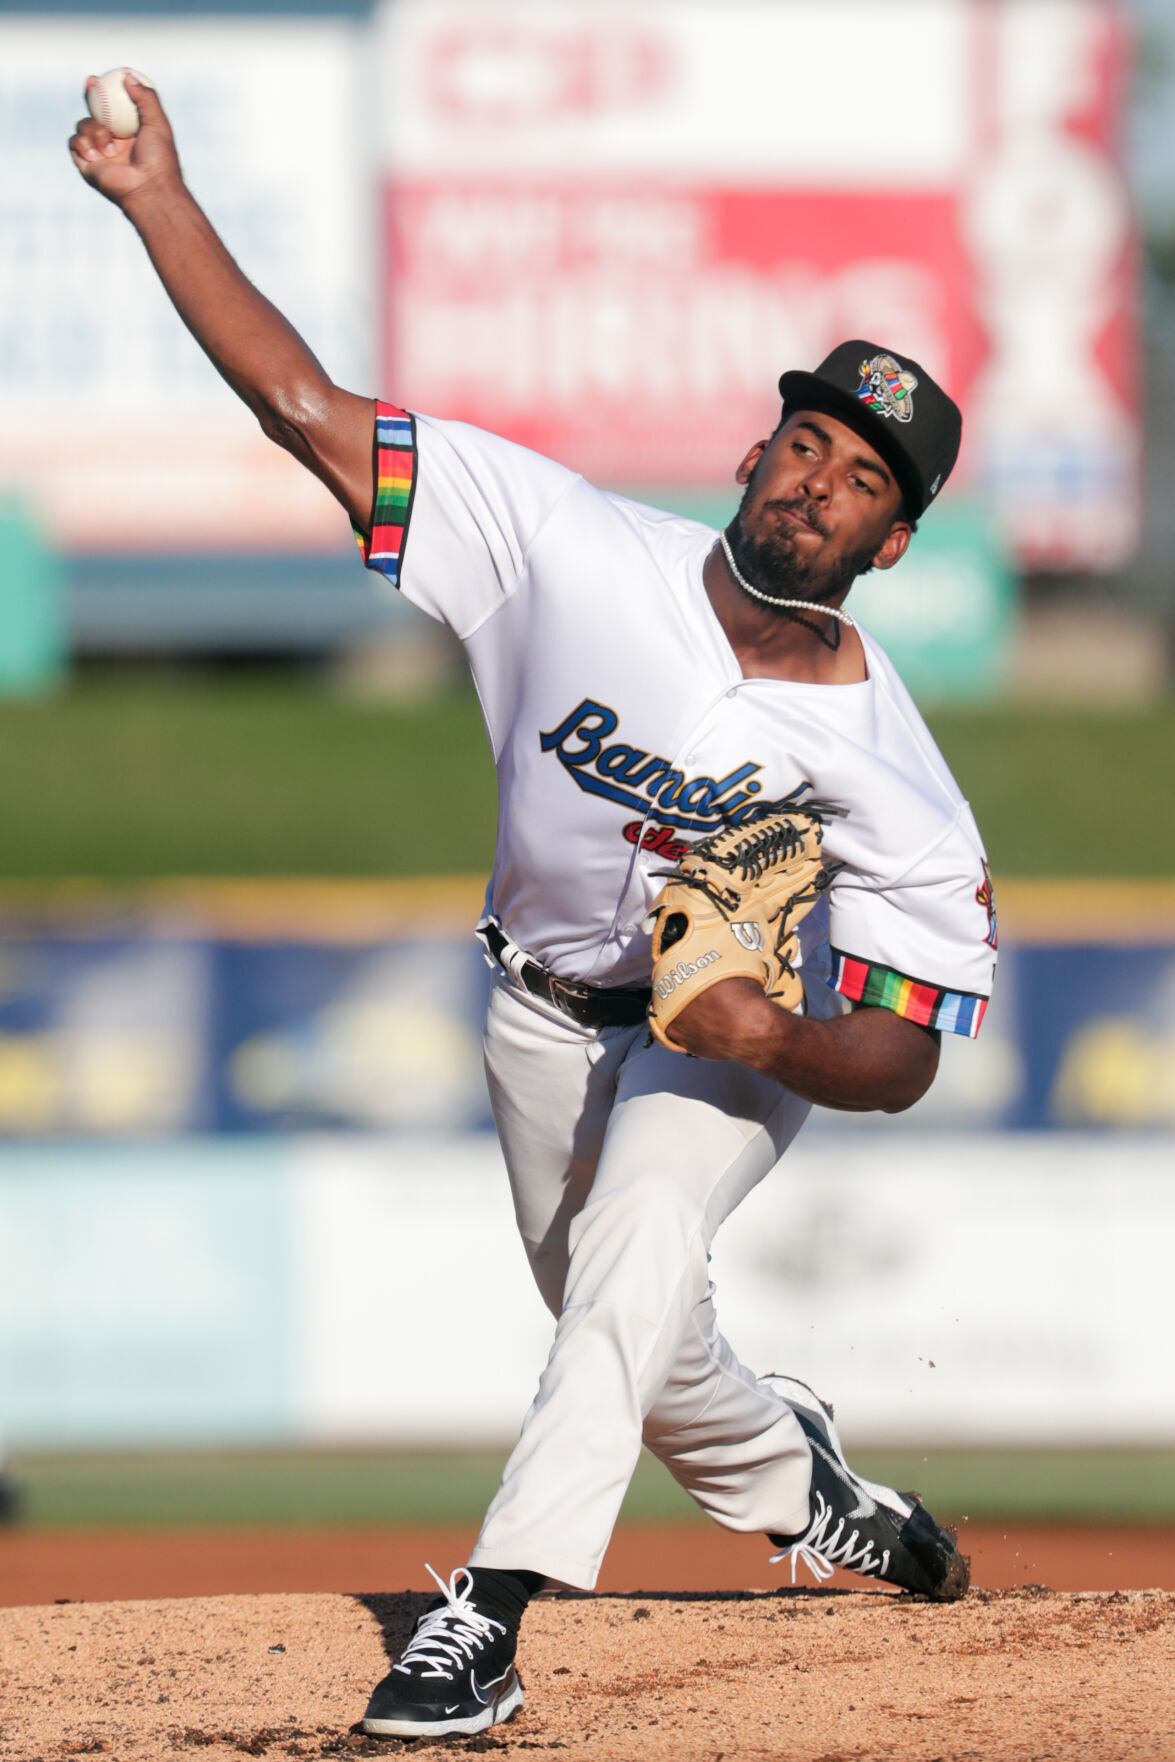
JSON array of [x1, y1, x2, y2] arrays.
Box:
[[719, 531, 857, 628]]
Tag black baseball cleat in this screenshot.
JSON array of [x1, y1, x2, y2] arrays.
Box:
[[764, 1375, 969, 1602], [362, 1565, 524, 1739]]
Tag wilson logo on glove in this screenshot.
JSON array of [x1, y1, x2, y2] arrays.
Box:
[[731, 921, 765, 951], [653, 951, 721, 999]]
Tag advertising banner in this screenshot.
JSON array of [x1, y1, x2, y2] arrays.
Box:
[[302, 1130, 1175, 1445], [375, 0, 1138, 570], [2, 1133, 1171, 1448], [0, 18, 367, 552], [0, 931, 494, 1139], [708, 1134, 1175, 1445], [0, 922, 1171, 1137]]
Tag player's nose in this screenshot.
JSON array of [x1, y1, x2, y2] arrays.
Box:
[[797, 462, 831, 503]]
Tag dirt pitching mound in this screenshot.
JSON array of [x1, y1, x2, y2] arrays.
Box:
[[2, 1586, 1172, 1762]]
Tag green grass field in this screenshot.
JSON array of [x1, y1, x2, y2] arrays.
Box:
[[10, 1445, 1175, 1530], [0, 675, 1171, 878]]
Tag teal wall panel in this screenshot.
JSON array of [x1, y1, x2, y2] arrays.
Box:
[[0, 1143, 295, 1447]]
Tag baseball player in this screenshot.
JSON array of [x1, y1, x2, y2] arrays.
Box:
[[73, 82, 996, 1743]]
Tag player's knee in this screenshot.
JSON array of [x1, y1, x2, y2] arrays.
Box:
[[568, 1169, 700, 1263]]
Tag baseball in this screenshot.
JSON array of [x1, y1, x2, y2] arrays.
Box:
[[86, 67, 153, 138]]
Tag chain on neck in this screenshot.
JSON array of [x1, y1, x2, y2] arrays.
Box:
[[719, 531, 857, 628]]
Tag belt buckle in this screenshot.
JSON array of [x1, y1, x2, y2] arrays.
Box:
[[547, 974, 592, 1026]]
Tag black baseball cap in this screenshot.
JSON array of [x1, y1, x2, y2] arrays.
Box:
[[778, 340, 962, 519]]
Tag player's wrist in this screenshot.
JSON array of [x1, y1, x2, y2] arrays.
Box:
[[669, 978, 778, 1063], [729, 988, 801, 1068], [120, 166, 187, 223]]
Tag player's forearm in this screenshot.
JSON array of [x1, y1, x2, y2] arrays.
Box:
[[671, 982, 938, 1112], [744, 1005, 938, 1112], [122, 176, 330, 450], [71, 80, 375, 523]]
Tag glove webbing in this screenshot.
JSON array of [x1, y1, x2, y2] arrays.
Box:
[[695, 815, 818, 881]]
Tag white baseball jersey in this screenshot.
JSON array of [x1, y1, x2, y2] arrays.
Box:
[[358, 404, 997, 1038]]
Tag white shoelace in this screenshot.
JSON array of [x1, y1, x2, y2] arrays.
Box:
[[392, 1565, 506, 1681], [769, 1491, 892, 1586]]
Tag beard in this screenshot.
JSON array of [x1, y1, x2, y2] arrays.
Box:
[[725, 484, 879, 609]]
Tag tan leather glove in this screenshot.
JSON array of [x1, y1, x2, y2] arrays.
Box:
[[644, 808, 835, 1051]]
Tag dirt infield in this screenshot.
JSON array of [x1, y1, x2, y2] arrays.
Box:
[[2, 1584, 1172, 1762], [3, 1519, 1174, 1608], [3, 1523, 1174, 1760]]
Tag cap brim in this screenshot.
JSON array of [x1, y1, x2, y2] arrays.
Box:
[[777, 369, 923, 517]]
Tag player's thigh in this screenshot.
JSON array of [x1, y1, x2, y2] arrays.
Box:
[[557, 1044, 809, 1405], [584, 1035, 810, 1253], [483, 978, 640, 1298]]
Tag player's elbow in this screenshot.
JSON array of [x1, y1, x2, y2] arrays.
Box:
[[878, 1025, 940, 1113], [255, 377, 331, 465], [880, 1077, 933, 1115], [254, 381, 375, 528]]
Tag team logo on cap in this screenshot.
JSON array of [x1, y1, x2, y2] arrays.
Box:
[[856, 352, 917, 423]]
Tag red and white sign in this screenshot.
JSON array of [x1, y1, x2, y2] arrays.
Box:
[[961, 0, 1138, 569], [387, 180, 981, 488], [376, 0, 1138, 571]]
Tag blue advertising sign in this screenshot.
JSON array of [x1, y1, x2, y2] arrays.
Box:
[[0, 925, 1169, 1137], [212, 937, 493, 1133]]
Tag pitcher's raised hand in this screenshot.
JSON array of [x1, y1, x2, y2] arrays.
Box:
[[69, 75, 181, 208]]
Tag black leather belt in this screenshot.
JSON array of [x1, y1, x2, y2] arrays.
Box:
[[480, 920, 651, 1030]]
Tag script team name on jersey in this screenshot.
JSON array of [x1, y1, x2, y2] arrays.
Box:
[[541, 698, 812, 834]]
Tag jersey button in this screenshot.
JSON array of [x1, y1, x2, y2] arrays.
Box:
[[725, 686, 739, 698]]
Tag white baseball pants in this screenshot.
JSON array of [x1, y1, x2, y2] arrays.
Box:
[[466, 975, 815, 1590]]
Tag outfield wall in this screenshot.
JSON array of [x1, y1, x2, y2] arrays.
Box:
[[1, 1131, 1172, 1452], [0, 881, 1172, 1135], [1, 882, 1171, 1450]]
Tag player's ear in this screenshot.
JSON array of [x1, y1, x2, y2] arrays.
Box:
[[735, 440, 769, 486], [870, 520, 912, 572]]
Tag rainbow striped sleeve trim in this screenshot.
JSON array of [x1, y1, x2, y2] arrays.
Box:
[[353, 402, 417, 588], [831, 949, 989, 1038]]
